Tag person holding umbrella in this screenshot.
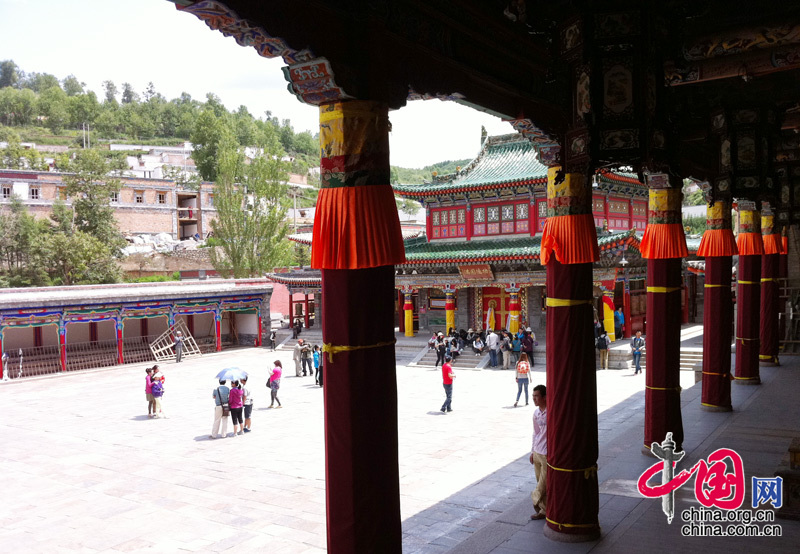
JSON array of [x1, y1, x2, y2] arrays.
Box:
[[214, 367, 248, 437], [229, 380, 245, 436]]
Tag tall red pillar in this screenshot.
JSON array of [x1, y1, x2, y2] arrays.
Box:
[[541, 167, 601, 541], [397, 290, 405, 333], [760, 211, 782, 366], [256, 305, 263, 347], [735, 203, 763, 385], [640, 186, 688, 452], [0, 327, 5, 379], [59, 319, 67, 372], [697, 200, 737, 412], [312, 100, 405, 553], [622, 287, 632, 339], [115, 317, 124, 365], [214, 309, 222, 352]]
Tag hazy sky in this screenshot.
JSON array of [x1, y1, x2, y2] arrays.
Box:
[[0, 0, 514, 168]]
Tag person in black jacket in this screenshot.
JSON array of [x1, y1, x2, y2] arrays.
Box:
[[435, 332, 447, 366]]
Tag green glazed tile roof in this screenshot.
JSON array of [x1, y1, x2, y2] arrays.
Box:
[[393, 134, 548, 195], [402, 229, 639, 265]]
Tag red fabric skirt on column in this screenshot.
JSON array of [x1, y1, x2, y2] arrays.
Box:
[[545, 259, 600, 536], [644, 258, 684, 450], [322, 266, 401, 553], [701, 257, 733, 410]]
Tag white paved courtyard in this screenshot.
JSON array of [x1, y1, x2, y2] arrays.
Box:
[[0, 346, 695, 552]]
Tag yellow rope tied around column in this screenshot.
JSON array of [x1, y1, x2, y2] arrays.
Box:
[[543, 464, 601, 530], [761, 278, 777, 282], [545, 518, 600, 530], [547, 463, 598, 480], [735, 336, 757, 346], [759, 354, 777, 361], [702, 372, 728, 376], [733, 375, 760, 380], [737, 280, 758, 285], [646, 286, 680, 293], [545, 298, 592, 307], [322, 338, 397, 363], [704, 284, 727, 288], [645, 385, 682, 392], [701, 402, 727, 408]]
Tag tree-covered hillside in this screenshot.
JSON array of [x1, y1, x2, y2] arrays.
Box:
[[0, 60, 320, 173]]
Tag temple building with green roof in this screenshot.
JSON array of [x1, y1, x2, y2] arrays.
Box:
[[391, 133, 698, 338]]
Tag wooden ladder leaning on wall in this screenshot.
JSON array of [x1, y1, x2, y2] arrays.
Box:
[[149, 319, 202, 362]]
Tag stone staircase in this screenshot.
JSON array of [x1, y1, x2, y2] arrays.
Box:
[[411, 346, 487, 370], [598, 343, 704, 373]]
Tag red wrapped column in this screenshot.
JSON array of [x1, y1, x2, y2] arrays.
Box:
[[256, 305, 263, 347], [322, 268, 401, 552], [541, 168, 601, 541], [640, 187, 688, 452], [214, 309, 222, 352], [734, 203, 763, 385], [760, 212, 781, 366], [115, 318, 124, 365], [312, 101, 405, 553], [697, 201, 737, 412], [0, 327, 5, 379], [58, 319, 67, 372]]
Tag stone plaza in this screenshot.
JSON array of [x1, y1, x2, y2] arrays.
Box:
[[1, 334, 798, 553]]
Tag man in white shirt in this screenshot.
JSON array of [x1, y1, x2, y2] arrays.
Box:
[[530, 384, 547, 520], [486, 331, 499, 367]]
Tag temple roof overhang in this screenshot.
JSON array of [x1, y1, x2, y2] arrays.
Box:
[[400, 230, 639, 267], [0, 279, 272, 312], [391, 134, 648, 199]]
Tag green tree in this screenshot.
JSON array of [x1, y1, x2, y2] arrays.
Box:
[[23, 72, 60, 93], [0, 197, 50, 286], [61, 149, 126, 254], [209, 131, 293, 277], [49, 199, 75, 235], [68, 91, 100, 129], [0, 130, 25, 168], [62, 74, 85, 96], [395, 196, 421, 217], [102, 80, 118, 104], [36, 85, 70, 133], [293, 131, 318, 156], [94, 106, 121, 137], [121, 82, 139, 104], [0, 60, 20, 88], [684, 189, 705, 206], [293, 243, 311, 266], [191, 109, 228, 181], [683, 215, 707, 236], [34, 230, 120, 285], [161, 164, 202, 191], [0, 87, 36, 126], [204, 93, 227, 118]]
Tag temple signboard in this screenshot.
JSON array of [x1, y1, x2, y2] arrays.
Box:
[[458, 264, 493, 281]]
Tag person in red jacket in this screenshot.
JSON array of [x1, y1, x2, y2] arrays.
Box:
[[440, 355, 455, 414]]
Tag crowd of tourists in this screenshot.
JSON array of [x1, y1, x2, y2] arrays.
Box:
[[208, 361, 285, 439], [429, 327, 537, 369]]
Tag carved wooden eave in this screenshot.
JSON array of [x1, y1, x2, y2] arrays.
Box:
[[172, 0, 565, 139]]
